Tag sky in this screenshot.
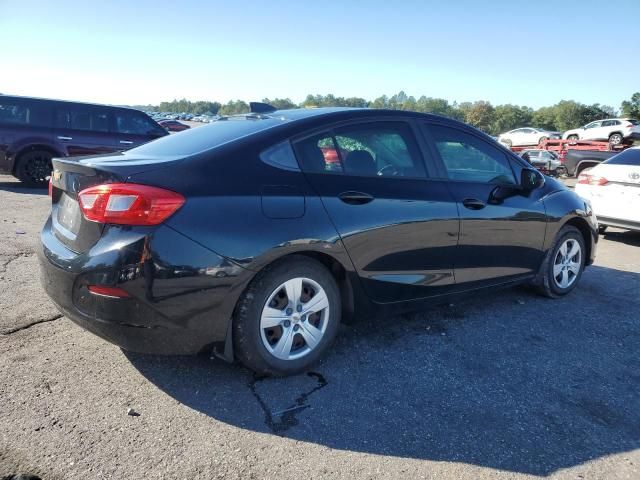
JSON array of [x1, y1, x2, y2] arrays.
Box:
[[1, 0, 638, 109]]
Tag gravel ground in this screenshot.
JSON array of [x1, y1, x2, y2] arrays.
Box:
[[1, 174, 639, 480]]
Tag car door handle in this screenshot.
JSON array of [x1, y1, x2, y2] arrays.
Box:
[[462, 198, 486, 210], [338, 191, 374, 205], [119, 140, 134, 145], [57, 136, 73, 141]]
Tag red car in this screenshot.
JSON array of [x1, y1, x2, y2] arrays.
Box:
[[158, 119, 190, 132]]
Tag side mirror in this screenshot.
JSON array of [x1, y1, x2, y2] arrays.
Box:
[[521, 167, 544, 191]]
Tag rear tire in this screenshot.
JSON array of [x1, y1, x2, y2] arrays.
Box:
[[534, 225, 586, 298], [233, 256, 341, 376], [503, 139, 512, 147], [609, 133, 623, 146], [538, 136, 548, 145], [15, 150, 53, 187]]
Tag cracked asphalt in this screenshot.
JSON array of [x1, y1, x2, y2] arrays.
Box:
[[1, 174, 639, 479]]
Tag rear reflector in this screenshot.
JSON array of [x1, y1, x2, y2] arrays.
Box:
[[88, 285, 131, 298], [78, 183, 185, 225], [48, 178, 53, 197], [577, 173, 609, 186]]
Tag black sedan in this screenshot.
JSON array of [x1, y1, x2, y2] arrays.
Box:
[[39, 105, 597, 376]]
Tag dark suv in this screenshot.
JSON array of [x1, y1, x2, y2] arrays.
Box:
[[0, 95, 167, 186]]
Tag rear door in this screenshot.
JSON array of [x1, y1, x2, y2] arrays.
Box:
[[113, 109, 166, 151], [422, 121, 547, 288], [53, 104, 116, 156], [293, 118, 459, 303]]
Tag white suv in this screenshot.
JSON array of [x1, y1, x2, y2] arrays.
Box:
[[563, 118, 640, 145]]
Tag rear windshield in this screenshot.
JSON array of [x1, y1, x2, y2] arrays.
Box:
[[603, 149, 640, 166], [128, 116, 286, 157]]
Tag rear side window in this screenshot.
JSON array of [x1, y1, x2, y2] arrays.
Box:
[[55, 106, 110, 132], [426, 123, 516, 184], [627, 119, 639, 126], [0, 100, 52, 127], [603, 149, 640, 166], [115, 111, 164, 136], [295, 122, 427, 178]]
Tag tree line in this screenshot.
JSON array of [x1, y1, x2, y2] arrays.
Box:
[[137, 91, 640, 135]]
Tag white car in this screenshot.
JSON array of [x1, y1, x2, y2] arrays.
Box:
[[563, 118, 640, 145], [574, 147, 640, 232], [498, 127, 561, 147]]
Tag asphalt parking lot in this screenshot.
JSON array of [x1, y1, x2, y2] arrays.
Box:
[[1, 174, 639, 479]]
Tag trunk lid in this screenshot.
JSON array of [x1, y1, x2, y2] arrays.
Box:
[[50, 153, 182, 253]]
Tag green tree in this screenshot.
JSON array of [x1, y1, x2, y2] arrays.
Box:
[[531, 106, 557, 130], [464, 101, 495, 133], [218, 100, 250, 116], [262, 97, 297, 109], [492, 104, 533, 134], [621, 92, 640, 118]]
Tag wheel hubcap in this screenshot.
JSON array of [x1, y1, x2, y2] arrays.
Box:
[[553, 239, 582, 289], [260, 277, 330, 360]]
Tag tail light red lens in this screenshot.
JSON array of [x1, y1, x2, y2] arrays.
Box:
[[78, 183, 185, 225], [88, 285, 131, 298], [48, 178, 53, 197], [577, 173, 608, 186]]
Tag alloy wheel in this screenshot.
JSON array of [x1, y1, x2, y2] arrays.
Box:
[[259, 277, 330, 361], [552, 239, 582, 289]]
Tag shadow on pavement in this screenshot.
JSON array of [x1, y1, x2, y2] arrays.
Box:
[[601, 229, 640, 247], [126, 265, 640, 476], [0, 181, 48, 195]]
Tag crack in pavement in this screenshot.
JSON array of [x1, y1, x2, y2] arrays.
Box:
[[1, 314, 63, 335], [1, 252, 34, 273], [248, 371, 328, 434]]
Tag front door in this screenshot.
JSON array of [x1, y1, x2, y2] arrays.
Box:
[[422, 122, 547, 288], [293, 119, 459, 303]]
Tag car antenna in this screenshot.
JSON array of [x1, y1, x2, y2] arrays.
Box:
[[249, 102, 277, 114]]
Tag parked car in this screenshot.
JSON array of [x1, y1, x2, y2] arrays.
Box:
[[40, 107, 597, 376], [574, 148, 640, 232], [0, 95, 167, 186], [520, 149, 565, 176], [498, 127, 561, 147], [563, 149, 618, 177], [158, 119, 191, 132], [563, 118, 640, 145]]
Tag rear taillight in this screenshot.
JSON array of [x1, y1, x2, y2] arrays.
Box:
[[577, 173, 608, 186], [48, 178, 53, 197], [87, 285, 131, 298], [78, 183, 185, 225]]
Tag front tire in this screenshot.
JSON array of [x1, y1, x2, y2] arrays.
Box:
[[535, 226, 586, 298], [15, 150, 53, 187], [538, 136, 548, 145], [567, 135, 579, 142], [233, 256, 341, 376]]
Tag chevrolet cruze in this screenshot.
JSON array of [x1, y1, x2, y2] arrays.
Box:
[[39, 105, 597, 375]]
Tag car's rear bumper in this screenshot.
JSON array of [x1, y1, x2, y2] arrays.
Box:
[[38, 219, 251, 355], [625, 132, 640, 141]]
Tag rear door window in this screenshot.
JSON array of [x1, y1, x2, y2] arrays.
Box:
[[55, 106, 110, 132], [295, 122, 427, 178], [425, 123, 516, 184]]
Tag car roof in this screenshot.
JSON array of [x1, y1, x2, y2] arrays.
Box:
[[0, 94, 142, 113]]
